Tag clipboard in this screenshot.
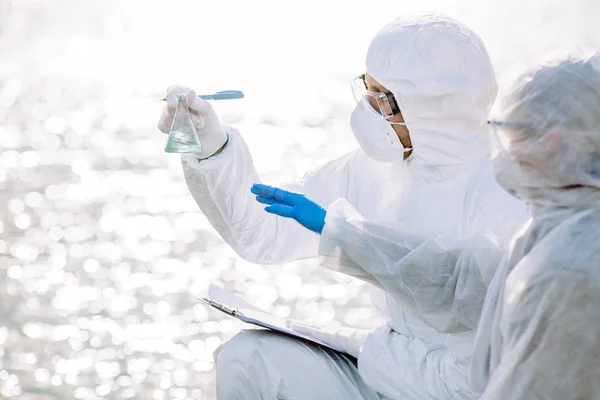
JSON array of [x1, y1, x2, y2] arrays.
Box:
[[197, 284, 344, 353]]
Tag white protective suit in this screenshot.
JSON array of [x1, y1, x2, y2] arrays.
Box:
[[471, 52, 600, 399], [181, 13, 528, 399]]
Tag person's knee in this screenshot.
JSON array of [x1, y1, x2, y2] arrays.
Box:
[[214, 329, 267, 375], [214, 330, 285, 398]]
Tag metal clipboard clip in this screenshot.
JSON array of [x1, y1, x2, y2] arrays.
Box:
[[199, 297, 244, 317]]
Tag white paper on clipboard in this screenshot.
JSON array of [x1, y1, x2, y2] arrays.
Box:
[[198, 284, 345, 354]]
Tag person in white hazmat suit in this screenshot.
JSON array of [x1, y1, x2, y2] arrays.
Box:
[[156, 13, 528, 399], [469, 51, 600, 399]]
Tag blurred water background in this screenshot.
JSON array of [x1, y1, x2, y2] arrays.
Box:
[[1, 0, 599, 398]]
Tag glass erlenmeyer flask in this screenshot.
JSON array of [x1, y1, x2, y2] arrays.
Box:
[[164, 95, 203, 153]]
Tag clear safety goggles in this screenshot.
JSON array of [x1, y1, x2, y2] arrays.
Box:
[[351, 74, 401, 119], [488, 120, 539, 152]]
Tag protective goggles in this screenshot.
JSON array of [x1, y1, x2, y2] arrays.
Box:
[[488, 120, 539, 152], [351, 74, 401, 119]]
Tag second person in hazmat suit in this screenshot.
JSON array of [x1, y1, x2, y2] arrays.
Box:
[[471, 51, 600, 399], [157, 13, 528, 399]]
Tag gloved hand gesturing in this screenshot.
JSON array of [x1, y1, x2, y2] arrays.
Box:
[[157, 85, 229, 159], [286, 320, 370, 358], [251, 184, 326, 234]]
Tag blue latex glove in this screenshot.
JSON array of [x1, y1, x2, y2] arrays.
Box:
[[251, 184, 326, 234]]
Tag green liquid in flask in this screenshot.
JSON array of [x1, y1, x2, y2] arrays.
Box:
[[165, 96, 203, 153]]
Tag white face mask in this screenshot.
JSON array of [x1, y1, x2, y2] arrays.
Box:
[[350, 101, 412, 163]]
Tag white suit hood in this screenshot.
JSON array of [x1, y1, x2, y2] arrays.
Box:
[[366, 13, 498, 183]]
